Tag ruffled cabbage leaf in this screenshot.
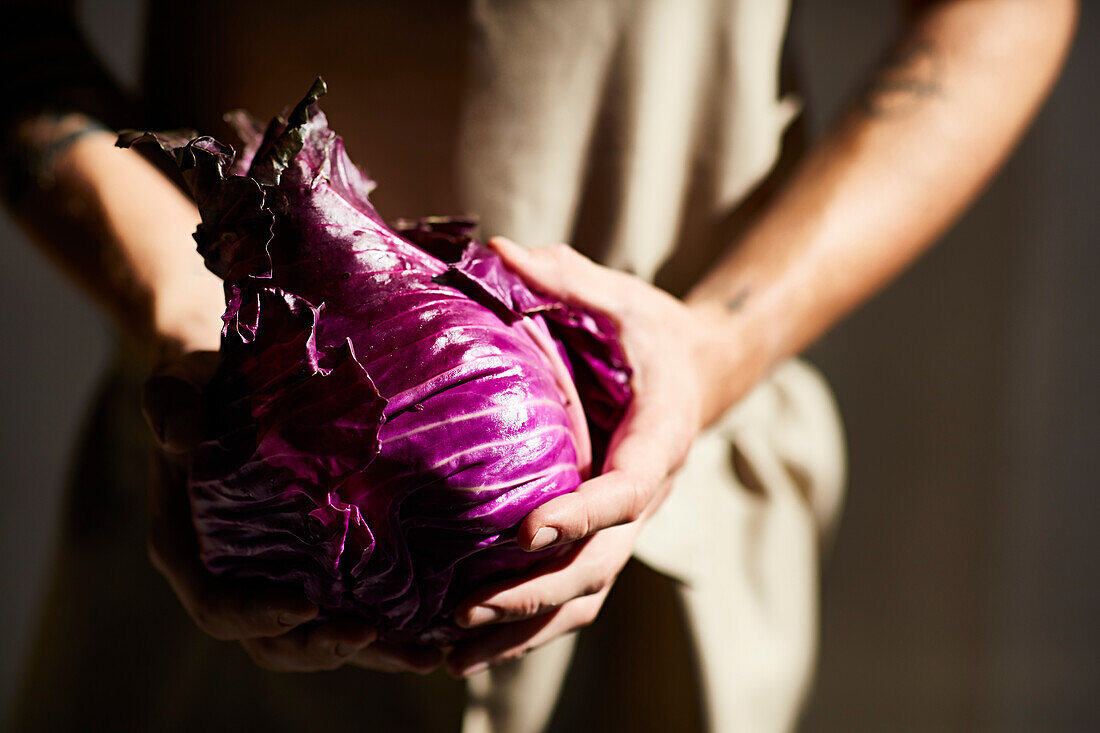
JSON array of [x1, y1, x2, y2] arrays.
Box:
[[118, 79, 631, 643]]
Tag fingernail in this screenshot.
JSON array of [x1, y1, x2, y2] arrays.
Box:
[[465, 606, 502, 627], [463, 662, 490, 678], [528, 527, 560, 551], [278, 611, 313, 627]]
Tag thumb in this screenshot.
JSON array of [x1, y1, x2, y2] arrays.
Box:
[[487, 237, 621, 314], [142, 350, 220, 454]]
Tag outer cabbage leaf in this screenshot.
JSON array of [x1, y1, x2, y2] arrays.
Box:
[[119, 78, 631, 643]]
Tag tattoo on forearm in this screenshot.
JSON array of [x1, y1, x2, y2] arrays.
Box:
[[861, 40, 944, 118], [4, 112, 110, 202], [725, 287, 750, 312]]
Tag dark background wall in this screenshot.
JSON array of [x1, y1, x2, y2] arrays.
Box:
[[1, 1, 1096, 729], [792, 2, 1099, 730]]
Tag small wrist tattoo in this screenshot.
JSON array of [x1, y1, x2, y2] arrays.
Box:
[[725, 287, 751, 312]]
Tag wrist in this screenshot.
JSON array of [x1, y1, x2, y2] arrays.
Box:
[[64, 134, 223, 358], [150, 276, 225, 360], [684, 298, 773, 427]]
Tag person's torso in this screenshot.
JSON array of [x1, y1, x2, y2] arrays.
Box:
[[142, 0, 797, 295]]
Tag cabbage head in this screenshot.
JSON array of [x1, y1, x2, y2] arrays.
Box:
[[119, 79, 631, 643]]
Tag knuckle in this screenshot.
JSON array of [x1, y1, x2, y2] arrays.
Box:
[[667, 441, 692, 475], [235, 599, 279, 637], [549, 242, 572, 258], [531, 243, 561, 263], [196, 614, 234, 642], [243, 643, 280, 671], [254, 659, 286, 672], [192, 604, 231, 641], [246, 644, 297, 673], [513, 596, 548, 619], [571, 606, 600, 632], [580, 576, 608, 598], [623, 480, 648, 523], [577, 510, 594, 539], [540, 243, 576, 271], [307, 638, 350, 671], [190, 593, 241, 642]]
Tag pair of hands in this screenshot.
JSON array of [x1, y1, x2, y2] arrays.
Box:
[[144, 237, 724, 677]]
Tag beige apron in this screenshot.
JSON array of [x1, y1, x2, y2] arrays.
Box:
[[10, 2, 844, 731], [459, 3, 843, 729]]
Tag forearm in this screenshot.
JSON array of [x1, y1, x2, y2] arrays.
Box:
[[686, 0, 1077, 423], [0, 1, 222, 359], [10, 120, 221, 357]]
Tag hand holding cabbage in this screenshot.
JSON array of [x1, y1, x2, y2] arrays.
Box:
[[444, 238, 713, 676], [124, 80, 638, 656]]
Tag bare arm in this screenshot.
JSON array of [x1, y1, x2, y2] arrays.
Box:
[[687, 0, 1079, 423], [10, 120, 222, 356], [447, 0, 1079, 673], [0, 0, 222, 357], [2, 3, 442, 674]]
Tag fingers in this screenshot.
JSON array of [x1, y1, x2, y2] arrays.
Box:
[[456, 525, 634, 629], [149, 453, 436, 673], [147, 453, 319, 641], [142, 342, 443, 677], [491, 236, 692, 550], [145, 363, 322, 643], [455, 540, 592, 627], [147, 527, 319, 641], [241, 624, 442, 674], [517, 470, 652, 551], [519, 397, 681, 550], [351, 641, 444, 675], [241, 621, 377, 672], [142, 350, 220, 453], [159, 564, 320, 642], [487, 237, 626, 315], [446, 590, 607, 678]]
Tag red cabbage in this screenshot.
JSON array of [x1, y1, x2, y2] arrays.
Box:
[[118, 79, 631, 643]]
